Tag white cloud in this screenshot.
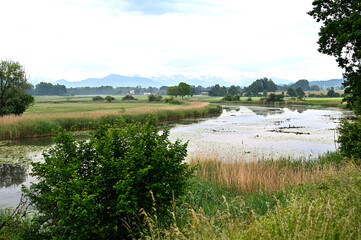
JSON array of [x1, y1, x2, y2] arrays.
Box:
[[0, 0, 343, 84]]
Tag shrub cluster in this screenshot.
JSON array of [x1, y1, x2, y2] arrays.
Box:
[[105, 96, 115, 102], [23, 121, 193, 239], [122, 95, 136, 101], [164, 97, 182, 105], [222, 94, 241, 101], [92, 96, 104, 101], [148, 94, 163, 102]]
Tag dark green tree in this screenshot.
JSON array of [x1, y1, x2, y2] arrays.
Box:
[[290, 79, 310, 91], [167, 86, 180, 98], [208, 84, 227, 96], [308, 0, 361, 114], [177, 82, 191, 99], [296, 87, 305, 100], [287, 87, 297, 97], [227, 85, 239, 95], [244, 78, 277, 97], [0, 60, 34, 116]]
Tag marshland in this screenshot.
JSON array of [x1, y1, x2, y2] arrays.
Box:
[[1, 95, 360, 239]]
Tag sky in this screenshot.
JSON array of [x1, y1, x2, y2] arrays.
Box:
[[0, 0, 344, 84]]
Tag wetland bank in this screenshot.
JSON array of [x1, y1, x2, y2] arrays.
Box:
[[0, 104, 352, 207]]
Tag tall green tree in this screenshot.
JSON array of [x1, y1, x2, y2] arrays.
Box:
[[167, 86, 180, 98], [177, 82, 191, 99], [208, 84, 227, 96], [296, 87, 305, 100], [0, 60, 34, 116], [287, 87, 297, 97], [244, 78, 277, 97], [227, 85, 239, 95], [308, 0, 361, 114]]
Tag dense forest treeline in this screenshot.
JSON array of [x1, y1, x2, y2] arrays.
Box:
[[28, 78, 345, 97]]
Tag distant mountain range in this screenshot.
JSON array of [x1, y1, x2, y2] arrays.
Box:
[[29, 74, 344, 89], [54, 74, 161, 88]]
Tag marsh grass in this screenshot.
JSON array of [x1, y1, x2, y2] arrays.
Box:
[[190, 153, 340, 195], [0, 102, 221, 139], [143, 154, 359, 240]]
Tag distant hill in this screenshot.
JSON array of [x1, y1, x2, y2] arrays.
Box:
[[309, 79, 345, 90], [54, 74, 161, 88]]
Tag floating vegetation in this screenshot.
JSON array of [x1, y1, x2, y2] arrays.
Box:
[[0, 142, 46, 166]]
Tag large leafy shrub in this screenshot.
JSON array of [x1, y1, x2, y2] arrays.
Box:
[[337, 118, 361, 161], [23, 120, 192, 239]]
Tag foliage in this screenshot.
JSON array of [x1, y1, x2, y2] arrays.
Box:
[[222, 94, 233, 101], [295, 87, 305, 100], [148, 94, 162, 102], [104, 96, 115, 102], [232, 94, 240, 101], [91, 95, 104, 101], [122, 94, 136, 101], [264, 93, 284, 103], [227, 85, 240, 95], [167, 82, 191, 99], [337, 117, 361, 161], [286, 87, 296, 97], [23, 121, 193, 239], [244, 77, 277, 97], [0, 60, 34, 116], [326, 88, 341, 97], [208, 84, 227, 97], [308, 0, 361, 114], [34, 82, 67, 96]]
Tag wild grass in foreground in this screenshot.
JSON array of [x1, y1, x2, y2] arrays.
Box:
[[143, 152, 360, 239]]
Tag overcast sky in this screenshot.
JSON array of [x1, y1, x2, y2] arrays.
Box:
[[0, 0, 344, 83]]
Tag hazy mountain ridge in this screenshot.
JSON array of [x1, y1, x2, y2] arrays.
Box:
[[32, 74, 344, 89]]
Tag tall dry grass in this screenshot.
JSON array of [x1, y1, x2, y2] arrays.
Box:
[[190, 154, 338, 194]]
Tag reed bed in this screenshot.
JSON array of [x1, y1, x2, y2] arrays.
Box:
[[190, 154, 338, 195], [143, 155, 360, 240], [0, 102, 221, 140]]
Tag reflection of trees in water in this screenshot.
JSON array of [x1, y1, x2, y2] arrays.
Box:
[[0, 164, 27, 188], [286, 106, 308, 114], [247, 107, 285, 117], [222, 106, 241, 113]]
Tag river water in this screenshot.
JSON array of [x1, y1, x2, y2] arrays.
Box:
[[0, 105, 352, 207]]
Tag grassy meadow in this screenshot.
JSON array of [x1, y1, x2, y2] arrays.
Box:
[[0, 96, 222, 140]]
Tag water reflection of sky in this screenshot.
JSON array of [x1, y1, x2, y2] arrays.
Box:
[[169, 105, 352, 161]]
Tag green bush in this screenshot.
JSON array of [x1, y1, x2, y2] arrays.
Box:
[[92, 96, 104, 101], [23, 120, 193, 239], [164, 97, 182, 105], [222, 94, 233, 101], [232, 94, 240, 101], [148, 94, 163, 102], [104, 95, 115, 102], [337, 117, 361, 161], [122, 95, 136, 101]]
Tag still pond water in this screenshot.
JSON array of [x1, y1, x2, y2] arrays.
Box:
[[0, 105, 352, 207]]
